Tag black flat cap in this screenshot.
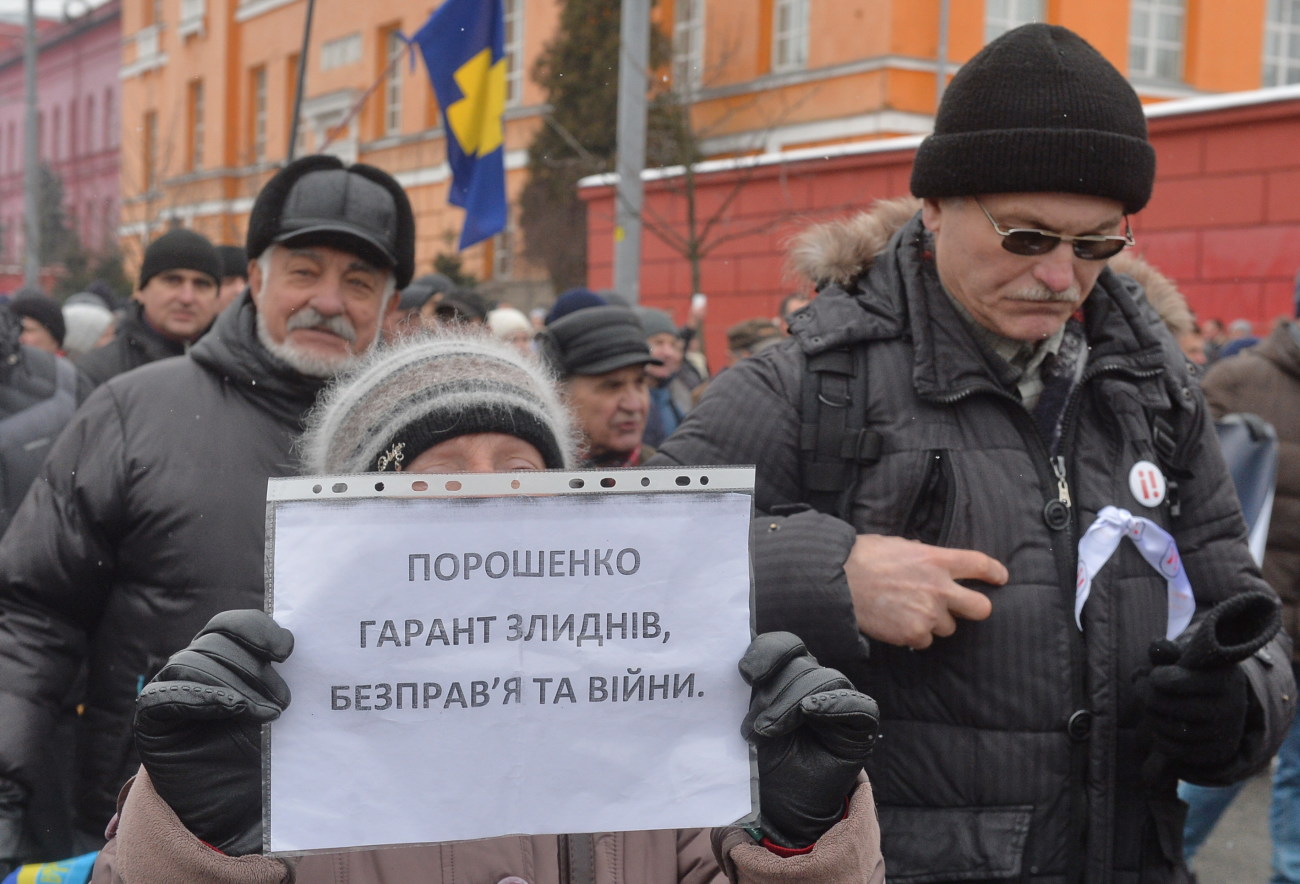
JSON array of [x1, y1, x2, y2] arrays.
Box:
[[537, 305, 661, 378], [246, 155, 416, 288]]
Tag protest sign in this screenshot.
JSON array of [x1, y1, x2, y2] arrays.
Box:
[[263, 467, 755, 854]]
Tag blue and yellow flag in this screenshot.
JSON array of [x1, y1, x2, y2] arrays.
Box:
[[413, 0, 508, 250], [1, 852, 97, 884]]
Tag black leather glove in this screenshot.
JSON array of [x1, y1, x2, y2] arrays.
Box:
[[741, 631, 879, 849], [133, 610, 294, 856], [0, 775, 25, 877], [1137, 642, 1249, 775]]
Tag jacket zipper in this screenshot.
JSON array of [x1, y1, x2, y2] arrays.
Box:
[[928, 359, 1162, 881]]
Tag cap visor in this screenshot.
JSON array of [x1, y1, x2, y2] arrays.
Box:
[[571, 353, 663, 376], [274, 224, 397, 271]]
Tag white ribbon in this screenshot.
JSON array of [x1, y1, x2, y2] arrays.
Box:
[[1075, 505, 1195, 640]]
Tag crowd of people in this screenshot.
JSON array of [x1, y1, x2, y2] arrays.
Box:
[[0, 21, 1298, 884]]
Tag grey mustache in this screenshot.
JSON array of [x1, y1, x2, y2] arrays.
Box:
[[1012, 286, 1080, 304], [286, 308, 356, 342]]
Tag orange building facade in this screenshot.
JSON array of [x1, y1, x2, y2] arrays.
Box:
[[583, 0, 1300, 364], [120, 0, 1300, 320], [119, 0, 563, 306]]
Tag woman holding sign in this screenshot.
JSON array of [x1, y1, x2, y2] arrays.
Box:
[[90, 334, 884, 884]]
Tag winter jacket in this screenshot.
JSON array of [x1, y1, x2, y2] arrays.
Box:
[[0, 310, 91, 537], [653, 206, 1295, 883], [73, 301, 195, 388], [0, 292, 328, 837], [1202, 321, 1300, 663], [89, 769, 884, 884]]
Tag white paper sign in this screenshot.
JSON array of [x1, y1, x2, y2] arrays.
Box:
[[264, 468, 755, 854]]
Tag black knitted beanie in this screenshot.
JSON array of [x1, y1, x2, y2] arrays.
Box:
[[138, 228, 222, 289], [910, 24, 1156, 214], [8, 290, 65, 346]]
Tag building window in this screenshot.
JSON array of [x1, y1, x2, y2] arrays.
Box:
[[321, 32, 361, 70], [1264, 0, 1300, 86], [104, 88, 114, 147], [103, 196, 115, 242], [85, 96, 95, 153], [772, 0, 808, 72], [382, 29, 404, 136], [673, 0, 704, 89], [985, 0, 1044, 42], [491, 221, 514, 280], [190, 79, 205, 170], [179, 0, 205, 36], [52, 106, 61, 161], [1129, 0, 1185, 81], [251, 66, 267, 161], [143, 110, 158, 190], [504, 0, 525, 106]]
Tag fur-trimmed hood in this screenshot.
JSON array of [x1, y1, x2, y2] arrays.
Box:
[[785, 196, 1193, 339], [787, 197, 922, 289]]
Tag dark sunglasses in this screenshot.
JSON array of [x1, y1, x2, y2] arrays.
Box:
[[975, 198, 1134, 261]]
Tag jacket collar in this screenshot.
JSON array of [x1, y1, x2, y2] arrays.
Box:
[[188, 290, 329, 425], [120, 300, 189, 361]]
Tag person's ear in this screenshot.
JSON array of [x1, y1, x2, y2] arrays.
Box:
[[247, 257, 264, 305], [921, 197, 944, 234]]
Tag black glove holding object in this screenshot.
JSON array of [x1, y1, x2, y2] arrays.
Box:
[[133, 610, 294, 856], [1135, 590, 1279, 777], [741, 631, 879, 849]]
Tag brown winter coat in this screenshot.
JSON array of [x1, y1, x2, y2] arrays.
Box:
[[1202, 320, 1300, 662], [91, 769, 885, 884]]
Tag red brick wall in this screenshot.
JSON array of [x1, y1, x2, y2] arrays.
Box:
[[583, 92, 1300, 367]]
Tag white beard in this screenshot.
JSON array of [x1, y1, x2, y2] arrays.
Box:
[[256, 312, 360, 378]]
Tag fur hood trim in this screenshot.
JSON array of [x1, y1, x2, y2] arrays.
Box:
[[786, 196, 1192, 339], [786, 197, 922, 288]]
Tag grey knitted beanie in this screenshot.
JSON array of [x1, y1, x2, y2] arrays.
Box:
[[300, 332, 577, 474]]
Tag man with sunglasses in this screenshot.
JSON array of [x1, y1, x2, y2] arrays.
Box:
[[653, 23, 1294, 882]]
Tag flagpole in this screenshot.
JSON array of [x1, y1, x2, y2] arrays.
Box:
[[613, 0, 649, 304], [287, 0, 317, 161], [318, 49, 406, 153]]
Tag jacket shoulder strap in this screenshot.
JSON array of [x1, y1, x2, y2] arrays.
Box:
[[797, 344, 881, 521]]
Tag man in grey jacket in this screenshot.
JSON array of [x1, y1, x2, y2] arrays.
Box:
[[0, 154, 412, 874], [653, 24, 1295, 883]]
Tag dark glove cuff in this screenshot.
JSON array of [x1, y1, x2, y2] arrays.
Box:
[[757, 794, 852, 851]]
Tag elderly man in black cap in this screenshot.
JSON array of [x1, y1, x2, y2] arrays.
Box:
[[653, 23, 1294, 881], [75, 228, 222, 387], [537, 305, 659, 468], [0, 154, 413, 873]]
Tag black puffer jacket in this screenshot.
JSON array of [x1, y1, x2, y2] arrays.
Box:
[[0, 310, 91, 537], [654, 210, 1295, 883], [0, 292, 326, 835], [74, 301, 193, 389]]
